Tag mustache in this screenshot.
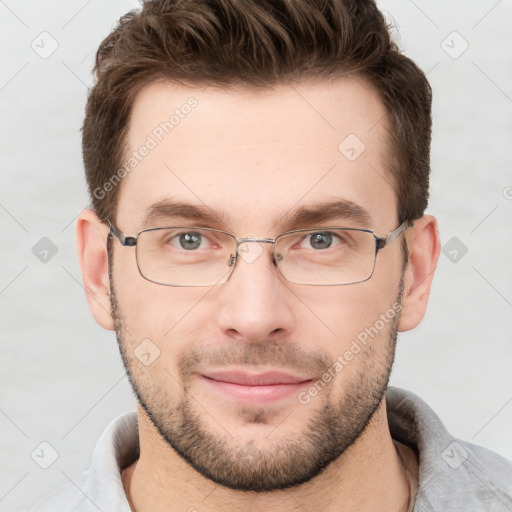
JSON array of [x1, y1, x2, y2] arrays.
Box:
[[178, 342, 332, 379]]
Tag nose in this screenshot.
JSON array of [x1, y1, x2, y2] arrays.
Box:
[[216, 241, 296, 343]]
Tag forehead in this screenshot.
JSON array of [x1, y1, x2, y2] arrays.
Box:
[[117, 78, 397, 233]]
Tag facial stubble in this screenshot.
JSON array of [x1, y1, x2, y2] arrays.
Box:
[[109, 257, 403, 492]]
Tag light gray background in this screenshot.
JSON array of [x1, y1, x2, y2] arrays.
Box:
[[1, 1, 511, 510]]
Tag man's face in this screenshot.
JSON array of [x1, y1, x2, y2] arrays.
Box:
[[111, 78, 405, 491]]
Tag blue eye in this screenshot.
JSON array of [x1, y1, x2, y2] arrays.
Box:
[[177, 232, 203, 250], [308, 232, 333, 250]]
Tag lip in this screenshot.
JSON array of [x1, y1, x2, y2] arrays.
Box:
[[203, 370, 310, 386], [199, 370, 313, 404]]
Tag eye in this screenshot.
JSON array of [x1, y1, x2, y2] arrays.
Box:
[[172, 231, 205, 250], [303, 231, 343, 250]]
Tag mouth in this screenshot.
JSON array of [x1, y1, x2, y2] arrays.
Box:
[[199, 370, 314, 404]]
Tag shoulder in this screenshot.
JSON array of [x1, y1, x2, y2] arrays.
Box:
[[386, 387, 512, 511], [28, 474, 91, 512], [28, 412, 137, 512]]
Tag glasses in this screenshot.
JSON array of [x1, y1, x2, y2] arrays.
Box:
[[109, 221, 411, 287]]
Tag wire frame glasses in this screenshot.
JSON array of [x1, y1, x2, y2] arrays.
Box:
[[109, 222, 411, 286]]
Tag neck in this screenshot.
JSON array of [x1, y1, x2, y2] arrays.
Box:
[[122, 399, 416, 512]]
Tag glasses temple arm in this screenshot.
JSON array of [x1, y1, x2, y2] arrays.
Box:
[[376, 220, 413, 250], [108, 222, 137, 247]]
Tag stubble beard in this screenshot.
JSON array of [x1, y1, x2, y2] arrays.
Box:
[[110, 274, 402, 492]]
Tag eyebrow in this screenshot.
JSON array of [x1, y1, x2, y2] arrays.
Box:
[[143, 199, 231, 229], [276, 200, 372, 230], [142, 198, 372, 232]]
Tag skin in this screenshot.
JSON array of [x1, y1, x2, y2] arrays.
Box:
[[76, 77, 440, 511]]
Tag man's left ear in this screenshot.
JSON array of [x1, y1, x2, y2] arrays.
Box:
[[398, 215, 441, 332]]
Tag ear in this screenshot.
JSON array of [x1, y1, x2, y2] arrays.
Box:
[[398, 215, 440, 332], [75, 209, 114, 330]]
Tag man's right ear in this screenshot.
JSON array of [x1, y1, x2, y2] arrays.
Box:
[[76, 209, 114, 330]]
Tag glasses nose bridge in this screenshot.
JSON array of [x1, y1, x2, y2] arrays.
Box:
[[235, 237, 276, 257], [236, 236, 276, 247], [229, 237, 278, 270]]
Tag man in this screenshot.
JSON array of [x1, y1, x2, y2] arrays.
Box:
[[30, 0, 511, 511]]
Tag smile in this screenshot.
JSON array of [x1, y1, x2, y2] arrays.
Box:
[[199, 370, 314, 404]]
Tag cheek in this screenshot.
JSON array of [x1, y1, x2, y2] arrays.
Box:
[[298, 270, 401, 353], [304, 287, 400, 391], [111, 247, 214, 355], [112, 272, 211, 404]]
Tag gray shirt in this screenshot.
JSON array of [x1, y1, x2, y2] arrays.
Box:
[[29, 387, 512, 511]]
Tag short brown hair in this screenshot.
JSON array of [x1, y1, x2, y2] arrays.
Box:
[[83, 0, 432, 224]]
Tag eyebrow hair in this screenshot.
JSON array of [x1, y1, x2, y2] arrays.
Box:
[[142, 198, 372, 232], [143, 199, 232, 229], [276, 200, 372, 230]]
